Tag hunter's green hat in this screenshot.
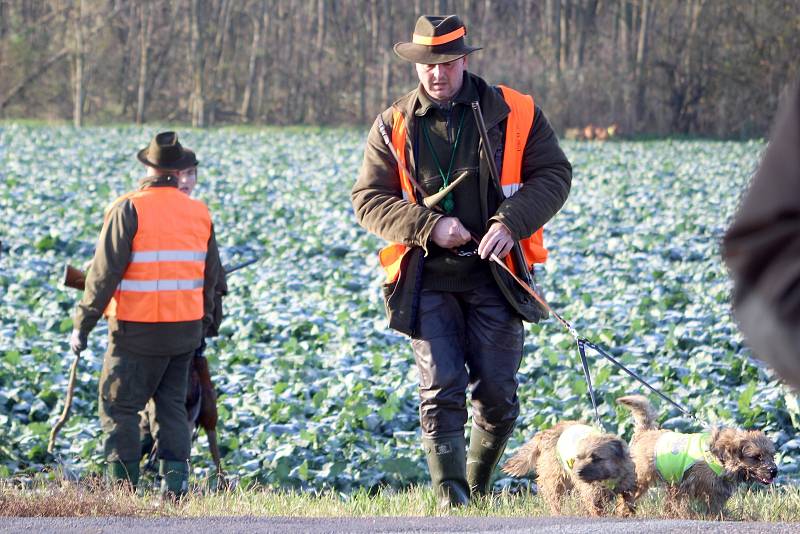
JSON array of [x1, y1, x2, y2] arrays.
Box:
[[137, 131, 198, 170], [394, 14, 481, 64]]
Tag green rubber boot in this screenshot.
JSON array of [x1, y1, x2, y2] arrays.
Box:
[[422, 434, 470, 509], [159, 460, 189, 500], [107, 460, 140, 490], [466, 426, 511, 497]]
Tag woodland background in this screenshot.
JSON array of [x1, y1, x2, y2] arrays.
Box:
[[1, 0, 799, 137]]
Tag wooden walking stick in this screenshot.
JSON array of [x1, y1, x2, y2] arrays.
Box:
[[47, 350, 81, 454]]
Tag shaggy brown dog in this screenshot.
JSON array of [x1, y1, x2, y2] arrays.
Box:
[[617, 395, 777, 517], [502, 421, 637, 516]]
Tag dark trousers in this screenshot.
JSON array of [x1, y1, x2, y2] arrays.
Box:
[[99, 344, 193, 462], [411, 282, 524, 438]]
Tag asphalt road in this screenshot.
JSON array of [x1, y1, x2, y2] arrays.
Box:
[[0, 516, 798, 533]]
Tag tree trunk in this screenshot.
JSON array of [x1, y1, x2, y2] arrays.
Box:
[[190, 0, 204, 127], [135, 2, 153, 126], [316, 0, 325, 49], [559, 0, 569, 73], [380, 0, 393, 109], [551, 0, 561, 75], [73, 0, 84, 127], [240, 3, 264, 121], [634, 0, 650, 126]]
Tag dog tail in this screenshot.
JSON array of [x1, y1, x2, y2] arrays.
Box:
[[617, 395, 658, 431], [501, 433, 544, 477]]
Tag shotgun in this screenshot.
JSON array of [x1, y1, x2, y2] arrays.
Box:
[[470, 100, 534, 288], [62, 257, 259, 291]]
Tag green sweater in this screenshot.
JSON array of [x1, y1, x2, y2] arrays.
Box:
[[415, 77, 491, 291]]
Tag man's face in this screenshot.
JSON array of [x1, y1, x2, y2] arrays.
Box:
[[415, 57, 467, 102], [177, 167, 197, 195]]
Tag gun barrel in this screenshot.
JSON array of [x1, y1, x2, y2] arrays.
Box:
[[224, 257, 258, 275], [471, 101, 532, 286]]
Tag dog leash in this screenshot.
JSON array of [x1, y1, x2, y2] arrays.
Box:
[[506, 266, 706, 429]]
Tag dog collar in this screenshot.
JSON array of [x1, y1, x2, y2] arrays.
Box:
[[699, 434, 725, 477]]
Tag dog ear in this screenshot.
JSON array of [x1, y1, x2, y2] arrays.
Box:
[[610, 439, 626, 459], [709, 428, 737, 462]]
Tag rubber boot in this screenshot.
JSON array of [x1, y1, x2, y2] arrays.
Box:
[[466, 426, 511, 497], [422, 434, 470, 509], [159, 459, 189, 500], [107, 460, 140, 490]]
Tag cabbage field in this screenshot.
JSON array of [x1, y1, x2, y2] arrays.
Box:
[[1, 124, 798, 490]]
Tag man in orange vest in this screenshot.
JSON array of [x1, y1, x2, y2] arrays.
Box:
[[70, 132, 221, 498], [352, 15, 572, 507]]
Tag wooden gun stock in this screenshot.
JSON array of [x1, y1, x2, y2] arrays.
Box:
[[62, 264, 87, 291]]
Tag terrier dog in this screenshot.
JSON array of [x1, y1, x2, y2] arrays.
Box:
[[617, 395, 777, 517], [502, 421, 637, 516]]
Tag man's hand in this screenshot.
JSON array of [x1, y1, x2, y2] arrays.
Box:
[[431, 217, 471, 249], [478, 222, 514, 259], [69, 329, 87, 355]]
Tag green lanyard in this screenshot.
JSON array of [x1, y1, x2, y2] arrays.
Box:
[[421, 106, 467, 214]]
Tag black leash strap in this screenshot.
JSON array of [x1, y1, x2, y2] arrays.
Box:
[[577, 339, 604, 430], [579, 337, 706, 427]]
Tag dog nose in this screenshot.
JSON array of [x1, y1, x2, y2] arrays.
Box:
[[770, 466, 778, 478]]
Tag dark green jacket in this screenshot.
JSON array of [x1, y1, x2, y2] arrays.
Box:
[[723, 81, 800, 388], [352, 72, 572, 334], [73, 176, 221, 355]]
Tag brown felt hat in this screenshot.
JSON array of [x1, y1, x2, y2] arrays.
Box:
[[137, 131, 198, 170], [394, 15, 481, 64]]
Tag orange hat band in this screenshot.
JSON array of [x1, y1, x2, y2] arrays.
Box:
[[412, 26, 465, 46]]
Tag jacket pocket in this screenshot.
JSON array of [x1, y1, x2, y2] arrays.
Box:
[[382, 247, 424, 336]]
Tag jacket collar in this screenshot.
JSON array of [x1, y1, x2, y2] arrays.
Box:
[[138, 174, 180, 190], [415, 72, 480, 116], [395, 71, 511, 129]]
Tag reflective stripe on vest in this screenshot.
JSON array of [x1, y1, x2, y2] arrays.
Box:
[[130, 250, 207, 263], [379, 86, 547, 283], [118, 279, 205, 292], [104, 187, 211, 322]]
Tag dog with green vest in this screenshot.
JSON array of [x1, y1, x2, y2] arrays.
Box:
[[502, 421, 636, 516], [618, 395, 777, 517]]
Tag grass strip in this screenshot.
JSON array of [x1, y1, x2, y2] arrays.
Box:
[[2, 478, 798, 521]]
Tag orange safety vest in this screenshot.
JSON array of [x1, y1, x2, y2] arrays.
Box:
[[380, 85, 547, 283], [104, 187, 211, 322]]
